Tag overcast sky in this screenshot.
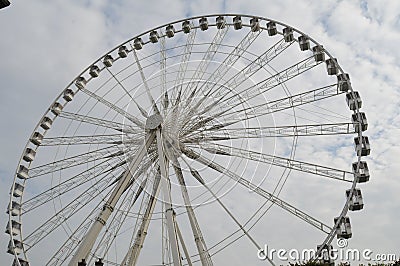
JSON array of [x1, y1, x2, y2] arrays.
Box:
[[1, 0, 399, 265]]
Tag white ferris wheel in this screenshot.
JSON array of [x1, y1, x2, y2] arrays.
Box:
[[7, 14, 370, 266]]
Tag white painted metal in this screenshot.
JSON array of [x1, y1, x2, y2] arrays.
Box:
[[172, 162, 213, 266], [181, 145, 333, 234], [68, 132, 155, 266], [156, 129, 182, 266], [122, 173, 162, 266], [7, 14, 369, 265]]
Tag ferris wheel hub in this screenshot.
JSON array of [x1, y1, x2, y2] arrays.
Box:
[[145, 113, 163, 130]]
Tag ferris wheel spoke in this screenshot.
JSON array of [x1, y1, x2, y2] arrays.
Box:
[[94, 158, 160, 262], [80, 87, 145, 129], [160, 35, 168, 114], [184, 122, 356, 141], [130, 48, 160, 114], [172, 162, 213, 266], [102, 60, 147, 115], [184, 37, 291, 126], [58, 111, 139, 133], [180, 145, 332, 234], [121, 169, 162, 266], [41, 134, 128, 146], [173, 25, 197, 100], [22, 156, 126, 214], [228, 55, 322, 105], [187, 28, 264, 106], [156, 128, 183, 266], [46, 185, 115, 266], [47, 219, 93, 266], [196, 55, 323, 120], [68, 132, 156, 266], [181, 24, 230, 102], [203, 29, 263, 85], [89, 177, 148, 264], [28, 145, 124, 178], [24, 169, 121, 250], [186, 167, 274, 266], [208, 37, 292, 100], [207, 83, 341, 128], [193, 142, 353, 182]]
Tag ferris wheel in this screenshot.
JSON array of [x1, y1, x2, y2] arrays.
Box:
[[7, 14, 370, 266]]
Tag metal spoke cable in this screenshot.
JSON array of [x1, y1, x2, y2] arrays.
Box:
[[199, 83, 341, 130], [58, 111, 138, 133], [130, 48, 160, 114], [180, 24, 229, 103], [46, 186, 115, 266], [186, 166, 275, 266], [22, 156, 125, 214], [192, 142, 353, 182], [24, 169, 122, 249], [180, 145, 332, 234], [28, 144, 124, 178], [182, 37, 292, 128], [80, 87, 145, 129], [183, 122, 356, 141]]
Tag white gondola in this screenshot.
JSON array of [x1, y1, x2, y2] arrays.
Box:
[[216, 16, 225, 29], [316, 244, 334, 266], [12, 183, 24, 197], [103, 55, 113, 67], [75, 77, 87, 89], [325, 58, 338, 75], [312, 45, 325, 62], [118, 45, 129, 58], [166, 25, 175, 38], [283, 27, 294, 42], [89, 65, 100, 78], [298, 35, 310, 51], [346, 91, 362, 110], [51, 102, 63, 116], [40, 116, 53, 130], [134, 38, 144, 50], [233, 16, 242, 30], [346, 188, 364, 211], [334, 216, 352, 239], [337, 73, 351, 92], [149, 30, 159, 43], [7, 239, 23, 255], [182, 20, 191, 33], [63, 88, 74, 101], [23, 148, 36, 162], [353, 161, 370, 183], [13, 258, 30, 266], [30, 132, 43, 146], [6, 220, 21, 235], [354, 136, 370, 156], [250, 17, 260, 32], [17, 165, 29, 179], [199, 17, 208, 31], [266, 21, 277, 36], [352, 112, 368, 132], [7, 201, 21, 216]]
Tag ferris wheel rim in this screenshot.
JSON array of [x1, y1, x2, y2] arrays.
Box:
[[7, 13, 369, 266]]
